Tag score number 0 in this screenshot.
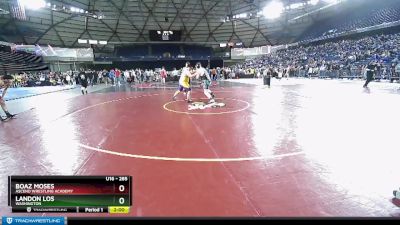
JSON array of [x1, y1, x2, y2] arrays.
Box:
[[118, 184, 127, 205]]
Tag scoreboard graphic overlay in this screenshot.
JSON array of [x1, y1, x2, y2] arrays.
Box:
[[8, 176, 132, 214]]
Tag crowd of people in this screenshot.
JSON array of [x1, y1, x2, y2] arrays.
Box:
[[3, 71, 87, 88], [92, 67, 236, 85], [4, 66, 238, 89], [233, 32, 400, 82], [5, 31, 400, 90]]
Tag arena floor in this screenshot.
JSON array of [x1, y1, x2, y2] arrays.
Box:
[[1, 79, 400, 217]]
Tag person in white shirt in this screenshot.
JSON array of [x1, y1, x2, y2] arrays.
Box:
[[263, 67, 268, 77], [308, 66, 313, 78], [194, 63, 215, 103], [135, 69, 141, 83], [285, 65, 290, 79], [66, 74, 72, 85], [124, 70, 130, 82], [0, 76, 16, 121], [172, 68, 179, 77], [278, 68, 283, 79], [319, 64, 326, 78], [394, 188, 400, 199], [144, 70, 149, 82], [149, 70, 154, 82]]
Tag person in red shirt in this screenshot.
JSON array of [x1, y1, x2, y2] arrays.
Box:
[[115, 68, 121, 86], [160, 66, 167, 84]]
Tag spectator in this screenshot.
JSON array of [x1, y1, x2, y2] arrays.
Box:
[[109, 69, 115, 85], [363, 61, 376, 88], [160, 66, 167, 84], [115, 68, 121, 86]]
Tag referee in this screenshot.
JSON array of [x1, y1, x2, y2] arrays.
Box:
[[363, 61, 376, 88], [78, 70, 88, 95]]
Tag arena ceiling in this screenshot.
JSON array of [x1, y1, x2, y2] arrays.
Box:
[[0, 0, 341, 52]]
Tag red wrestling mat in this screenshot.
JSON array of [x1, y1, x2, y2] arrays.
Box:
[[1, 84, 399, 217]]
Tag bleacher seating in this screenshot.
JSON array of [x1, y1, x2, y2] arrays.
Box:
[[0, 51, 43, 63], [0, 48, 48, 72], [299, 0, 400, 42], [151, 44, 181, 58], [183, 45, 212, 59], [112, 44, 214, 60], [0, 62, 49, 72], [234, 31, 400, 81], [116, 45, 149, 59]]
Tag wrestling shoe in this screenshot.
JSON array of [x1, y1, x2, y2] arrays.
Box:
[[208, 99, 215, 104], [0, 116, 9, 122], [394, 190, 400, 199], [6, 113, 16, 119]]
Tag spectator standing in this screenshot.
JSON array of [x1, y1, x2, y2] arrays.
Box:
[[115, 68, 121, 86], [66, 74, 72, 85], [160, 66, 167, 84], [0, 76, 16, 121], [395, 62, 400, 79], [109, 69, 115, 86], [79, 69, 88, 95], [101, 70, 108, 85], [124, 70, 130, 83], [363, 62, 376, 88], [211, 68, 217, 81]]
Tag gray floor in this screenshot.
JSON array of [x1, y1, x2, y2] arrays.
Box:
[[2, 84, 111, 117]]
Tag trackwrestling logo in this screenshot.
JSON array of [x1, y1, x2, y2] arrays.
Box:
[[2, 217, 64, 225]]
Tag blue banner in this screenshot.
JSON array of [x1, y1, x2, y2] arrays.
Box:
[[2, 217, 64, 225]]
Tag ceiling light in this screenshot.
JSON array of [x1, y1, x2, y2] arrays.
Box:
[[88, 40, 98, 44], [18, 0, 46, 10], [262, 1, 284, 19], [78, 39, 88, 44], [290, 2, 304, 9]]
